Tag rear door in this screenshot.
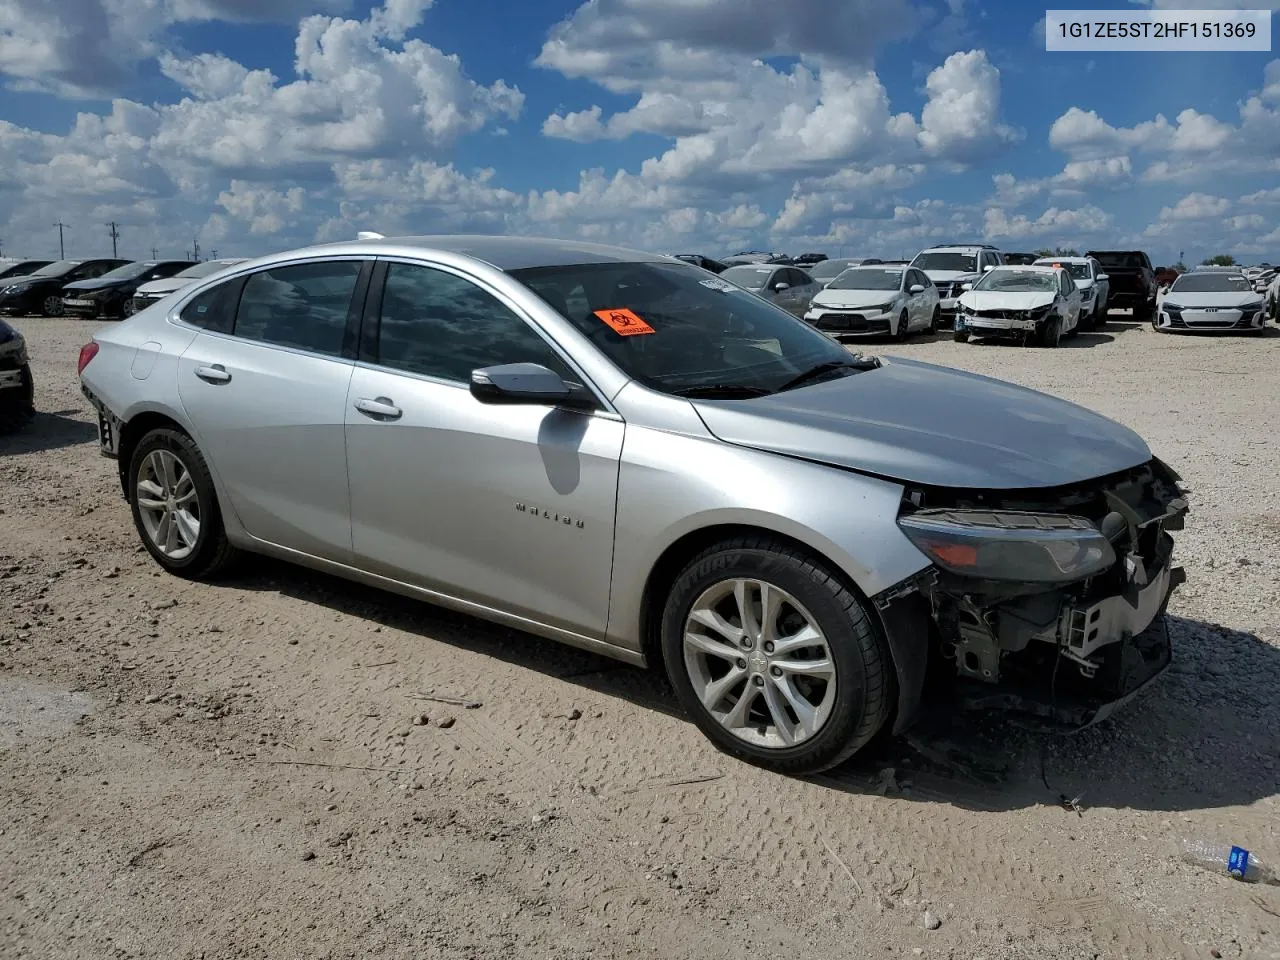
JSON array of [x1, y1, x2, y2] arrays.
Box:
[[343, 259, 623, 639], [176, 258, 369, 563]]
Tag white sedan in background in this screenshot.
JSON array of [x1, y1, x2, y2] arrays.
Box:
[[803, 265, 941, 340], [1032, 256, 1109, 330], [954, 265, 1082, 347], [1156, 271, 1268, 334]]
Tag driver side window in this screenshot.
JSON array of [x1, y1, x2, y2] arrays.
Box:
[[373, 263, 574, 385]]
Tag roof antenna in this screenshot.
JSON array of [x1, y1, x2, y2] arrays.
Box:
[[357, 231, 385, 241]]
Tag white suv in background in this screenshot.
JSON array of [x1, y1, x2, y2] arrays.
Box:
[[909, 244, 1003, 325]]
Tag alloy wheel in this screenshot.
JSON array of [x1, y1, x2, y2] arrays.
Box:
[[135, 449, 201, 560], [42, 295, 62, 316], [682, 578, 837, 749]]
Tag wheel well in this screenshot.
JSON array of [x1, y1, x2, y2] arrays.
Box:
[[116, 412, 188, 496], [637, 523, 873, 671]]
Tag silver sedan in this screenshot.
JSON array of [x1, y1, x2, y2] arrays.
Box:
[[79, 236, 1189, 774]]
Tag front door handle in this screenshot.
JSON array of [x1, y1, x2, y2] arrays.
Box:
[[354, 396, 402, 421], [194, 364, 231, 384]]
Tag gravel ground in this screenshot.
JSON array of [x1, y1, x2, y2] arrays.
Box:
[[1, 312, 1278, 960]]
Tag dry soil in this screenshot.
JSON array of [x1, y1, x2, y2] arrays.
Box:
[[1, 314, 1278, 960]]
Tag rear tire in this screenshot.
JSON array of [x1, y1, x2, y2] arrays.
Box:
[[128, 428, 239, 580], [660, 537, 891, 775]]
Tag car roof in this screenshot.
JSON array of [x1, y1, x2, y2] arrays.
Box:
[[918, 245, 988, 253], [990, 264, 1061, 273], [1033, 256, 1090, 264], [275, 235, 669, 272]]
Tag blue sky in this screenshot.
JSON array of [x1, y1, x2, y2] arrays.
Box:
[[1, 0, 1278, 265]]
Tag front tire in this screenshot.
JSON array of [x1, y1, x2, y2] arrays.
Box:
[[1038, 316, 1062, 347], [895, 310, 910, 341], [40, 295, 62, 317], [660, 537, 891, 775], [953, 328, 969, 342], [121, 298, 137, 319], [928, 305, 940, 334], [128, 428, 238, 579]]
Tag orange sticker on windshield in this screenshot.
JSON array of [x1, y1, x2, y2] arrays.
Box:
[[593, 308, 655, 336]]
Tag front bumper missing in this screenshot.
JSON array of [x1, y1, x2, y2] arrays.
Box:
[[957, 591, 1177, 729]]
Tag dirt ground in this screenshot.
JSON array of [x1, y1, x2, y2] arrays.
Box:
[[2, 313, 1279, 960]]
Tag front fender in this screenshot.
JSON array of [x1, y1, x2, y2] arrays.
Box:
[[607, 424, 932, 654]]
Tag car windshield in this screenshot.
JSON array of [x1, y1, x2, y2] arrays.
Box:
[[720, 265, 774, 290], [1090, 252, 1145, 268], [99, 262, 158, 281], [174, 260, 236, 279], [1036, 261, 1091, 280], [509, 261, 856, 396], [1170, 274, 1252, 293], [912, 252, 977, 273], [809, 259, 858, 280], [974, 270, 1057, 293], [827, 268, 901, 291], [32, 260, 83, 277]]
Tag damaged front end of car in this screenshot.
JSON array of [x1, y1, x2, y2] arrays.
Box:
[[883, 457, 1189, 730]]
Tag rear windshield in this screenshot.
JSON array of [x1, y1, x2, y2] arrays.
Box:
[[808, 259, 859, 280], [1089, 252, 1146, 269]]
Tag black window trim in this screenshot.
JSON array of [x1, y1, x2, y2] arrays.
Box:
[[356, 255, 613, 414], [168, 255, 371, 363]]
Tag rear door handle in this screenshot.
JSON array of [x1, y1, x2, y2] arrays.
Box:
[[354, 396, 402, 421], [194, 364, 231, 384]]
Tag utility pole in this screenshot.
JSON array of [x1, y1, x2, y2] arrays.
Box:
[[54, 220, 67, 259], [191, 237, 201, 262], [106, 221, 120, 258], [151, 246, 158, 259], [210, 249, 218, 260]]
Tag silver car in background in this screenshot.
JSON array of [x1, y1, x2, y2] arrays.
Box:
[[721, 263, 820, 317], [78, 236, 1189, 774], [130, 258, 250, 315]]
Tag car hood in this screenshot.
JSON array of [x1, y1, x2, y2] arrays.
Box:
[[957, 291, 1056, 311], [62, 277, 129, 292], [1165, 292, 1261, 308], [811, 289, 901, 309], [690, 357, 1151, 489], [134, 277, 190, 296], [0, 274, 54, 287]]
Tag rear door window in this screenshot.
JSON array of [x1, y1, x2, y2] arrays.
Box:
[[233, 261, 362, 358], [180, 281, 241, 335]]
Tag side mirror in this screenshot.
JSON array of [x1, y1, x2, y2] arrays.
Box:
[[982, 264, 994, 272], [1096, 273, 1109, 282], [909, 284, 925, 294], [470, 362, 586, 407], [960, 282, 973, 291], [772, 282, 790, 292]]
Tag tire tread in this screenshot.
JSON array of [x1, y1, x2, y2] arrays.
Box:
[[664, 536, 891, 775]]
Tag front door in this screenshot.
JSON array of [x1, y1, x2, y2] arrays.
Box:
[[176, 259, 366, 563], [344, 260, 623, 640]]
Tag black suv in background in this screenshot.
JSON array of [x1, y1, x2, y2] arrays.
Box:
[[1085, 250, 1159, 321], [61, 260, 194, 319], [0, 260, 53, 282], [0, 259, 131, 317]]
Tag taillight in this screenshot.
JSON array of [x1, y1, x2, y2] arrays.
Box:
[[77, 341, 99, 376]]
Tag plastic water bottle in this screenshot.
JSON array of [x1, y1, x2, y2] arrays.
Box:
[[1181, 839, 1277, 884]]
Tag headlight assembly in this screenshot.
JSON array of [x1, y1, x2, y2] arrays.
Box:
[[898, 509, 1117, 584]]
